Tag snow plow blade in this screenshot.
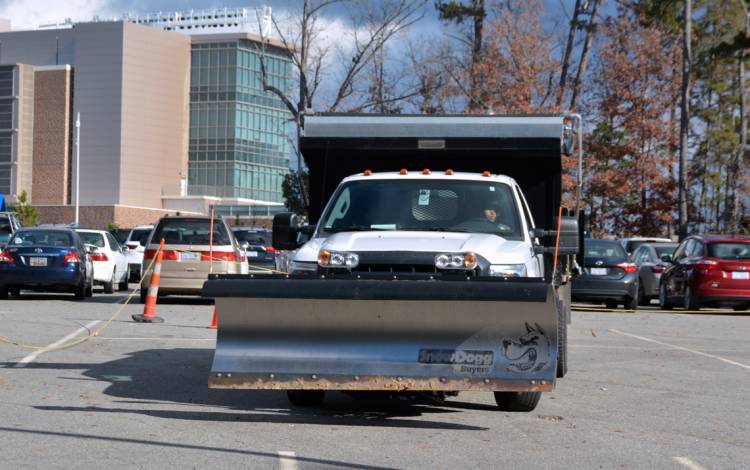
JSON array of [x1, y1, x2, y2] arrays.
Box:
[[203, 275, 558, 392]]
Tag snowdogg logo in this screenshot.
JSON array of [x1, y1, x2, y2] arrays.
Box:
[[418, 349, 494, 366]]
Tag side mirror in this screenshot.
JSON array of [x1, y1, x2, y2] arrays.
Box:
[[273, 212, 304, 251], [554, 215, 579, 255], [660, 254, 673, 263], [240, 241, 250, 251], [84, 244, 97, 254]]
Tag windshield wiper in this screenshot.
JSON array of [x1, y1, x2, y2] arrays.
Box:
[[326, 225, 388, 233], [399, 227, 470, 232]]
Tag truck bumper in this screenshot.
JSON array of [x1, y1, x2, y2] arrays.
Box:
[[202, 275, 559, 392]]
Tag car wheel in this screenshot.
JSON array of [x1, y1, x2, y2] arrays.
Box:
[[118, 272, 129, 291], [659, 284, 673, 310], [0, 287, 8, 300], [103, 269, 115, 294], [286, 390, 325, 407], [9, 287, 20, 297], [637, 282, 647, 306], [605, 300, 619, 310], [624, 294, 638, 311], [684, 286, 701, 311], [86, 277, 93, 297], [140, 287, 148, 304], [732, 305, 748, 311], [74, 280, 86, 300], [494, 391, 542, 412]]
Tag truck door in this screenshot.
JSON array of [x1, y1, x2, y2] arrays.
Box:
[[514, 185, 543, 276]]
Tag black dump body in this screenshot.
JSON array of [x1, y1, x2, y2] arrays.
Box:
[[300, 114, 568, 231]]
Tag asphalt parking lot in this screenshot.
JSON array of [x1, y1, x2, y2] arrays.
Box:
[[0, 289, 748, 469]]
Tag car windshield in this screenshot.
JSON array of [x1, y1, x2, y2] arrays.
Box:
[[77, 232, 105, 247], [708, 242, 750, 260], [319, 179, 524, 239], [9, 230, 73, 247], [585, 240, 627, 258], [233, 231, 269, 245], [655, 245, 677, 259], [130, 229, 152, 245], [152, 219, 231, 246]]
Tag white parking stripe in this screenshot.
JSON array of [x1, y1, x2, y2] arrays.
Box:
[[673, 456, 708, 470], [278, 451, 298, 470], [93, 337, 214, 341], [609, 329, 750, 370], [14, 320, 101, 368]]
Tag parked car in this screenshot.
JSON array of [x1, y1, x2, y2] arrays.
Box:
[[0, 227, 93, 300], [232, 227, 276, 273], [659, 235, 750, 311], [76, 229, 130, 293], [572, 238, 639, 309], [619, 237, 673, 256], [141, 216, 245, 301], [631, 242, 679, 305], [0, 211, 22, 247], [123, 225, 154, 282], [109, 228, 131, 246]]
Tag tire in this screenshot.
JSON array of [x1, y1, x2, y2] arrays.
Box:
[[624, 293, 638, 311], [140, 287, 148, 304], [605, 300, 619, 310], [118, 272, 129, 292], [684, 286, 701, 311], [0, 287, 8, 300], [74, 280, 86, 300], [86, 277, 93, 297], [732, 305, 748, 311], [286, 390, 325, 407], [556, 302, 568, 378], [659, 284, 673, 310], [494, 391, 542, 412], [9, 287, 20, 297], [103, 269, 115, 294], [637, 282, 647, 306]]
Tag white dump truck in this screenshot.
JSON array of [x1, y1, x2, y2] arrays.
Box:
[[203, 114, 581, 412]]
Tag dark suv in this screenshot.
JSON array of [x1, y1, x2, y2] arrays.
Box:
[[659, 235, 750, 311], [232, 227, 276, 273]]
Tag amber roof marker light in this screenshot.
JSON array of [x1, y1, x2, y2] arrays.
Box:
[[445, 169, 454, 175], [399, 169, 408, 175], [422, 169, 431, 175], [482, 170, 491, 177], [363, 169, 372, 176]]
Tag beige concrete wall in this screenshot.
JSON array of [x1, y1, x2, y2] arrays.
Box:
[[119, 22, 191, 209], [32, 67, 72, 205], [14, 64, 35, 201], [36, 204, 186, 229]]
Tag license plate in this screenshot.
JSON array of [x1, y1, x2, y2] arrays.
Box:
[[179, 252, 200, 262], [247, 251, 259, 257], [731, 271, 749, 280], [29, 257, 48, 267], [590, 267, 607, 276]]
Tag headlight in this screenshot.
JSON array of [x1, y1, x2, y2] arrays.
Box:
[[435, 252, 478, 270], [489, 264, 527, 277], [318, 249, 359, 269]]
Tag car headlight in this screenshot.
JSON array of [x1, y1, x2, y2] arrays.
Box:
[[318, 249, 359, 269], [489, 264, 527, 277], [435, 252, 478, 270], [289, 260, 318, 273]]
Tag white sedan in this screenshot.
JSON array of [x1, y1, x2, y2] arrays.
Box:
[[76, 229, 129, 293]]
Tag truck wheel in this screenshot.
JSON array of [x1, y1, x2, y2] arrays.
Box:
[[104, 269, 115, 294], [493, 391, 541, 412], [659, 284, 673, 310], [557, 305, 568, 378], [286, 390, 325, 407]]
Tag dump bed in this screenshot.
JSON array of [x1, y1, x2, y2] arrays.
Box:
[[300, 114, 572, 231]]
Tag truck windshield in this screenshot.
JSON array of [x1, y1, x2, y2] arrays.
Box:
[[319, 179, 524, 239]]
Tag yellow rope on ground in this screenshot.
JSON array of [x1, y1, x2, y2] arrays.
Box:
[[571, 304, 749, 315], [0, 249, 161, 351]]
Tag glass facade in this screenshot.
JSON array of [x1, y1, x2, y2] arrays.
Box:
[[188, 40, 292, 202], [0, 66, 15, 195]]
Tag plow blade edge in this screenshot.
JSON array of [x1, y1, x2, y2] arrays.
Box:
[[203, 277, 558, 392]]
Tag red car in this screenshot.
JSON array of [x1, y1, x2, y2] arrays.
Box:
[[659, 235, 750, 311]]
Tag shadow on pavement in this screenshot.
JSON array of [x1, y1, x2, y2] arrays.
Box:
[[5, 293, 128, 304], [2, 347, 487, 431]]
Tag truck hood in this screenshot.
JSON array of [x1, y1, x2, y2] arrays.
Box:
[[295, 231, 531, 264]]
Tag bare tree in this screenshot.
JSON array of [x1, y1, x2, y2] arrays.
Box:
[[569, 0, 602, 111], [556, 0, 582, 108], [678, 0, 692, 240]]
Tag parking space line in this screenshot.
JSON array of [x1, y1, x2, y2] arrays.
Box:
[[13, 320, 101, 368], [278, 451, 298, 470], [673, 457, 707, 470], [93, 337, 214, 341], [609, 329, 750, 370]]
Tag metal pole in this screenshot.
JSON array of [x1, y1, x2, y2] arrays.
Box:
[[75, 112, 80, 226]]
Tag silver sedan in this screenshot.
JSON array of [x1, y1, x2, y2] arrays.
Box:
[[632, 242, 679, 305]]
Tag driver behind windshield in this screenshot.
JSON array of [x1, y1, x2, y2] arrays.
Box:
[[481, 202, 512, 232]]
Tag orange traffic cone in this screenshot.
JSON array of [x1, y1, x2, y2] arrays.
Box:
[[207, 308, 218, 329], [132, 238, 165, 323]]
